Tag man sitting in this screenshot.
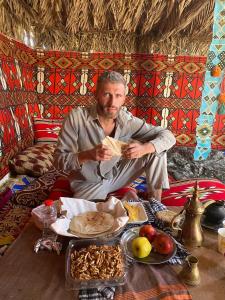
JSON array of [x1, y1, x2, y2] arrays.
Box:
[[54, 71, 176, 201]]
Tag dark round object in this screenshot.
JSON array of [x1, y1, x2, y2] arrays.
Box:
[[204, 201, 225, 225]]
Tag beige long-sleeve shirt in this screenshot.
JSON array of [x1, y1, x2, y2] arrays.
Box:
[[54, 105, 176, 183]]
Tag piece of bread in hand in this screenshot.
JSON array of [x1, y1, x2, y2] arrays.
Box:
[[102, 136, 127, 156]]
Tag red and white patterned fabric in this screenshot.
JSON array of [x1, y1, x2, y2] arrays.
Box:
[[162, 178, 225, 206], [33, 118, 63, 143]]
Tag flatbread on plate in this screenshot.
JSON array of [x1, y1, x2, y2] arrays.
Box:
[[102, 136, 127, 156], [69, 211, 114, 235]]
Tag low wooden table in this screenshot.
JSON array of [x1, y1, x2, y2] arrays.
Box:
[[0, 220, 225, 299]]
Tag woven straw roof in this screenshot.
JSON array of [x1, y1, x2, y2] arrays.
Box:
[[0, 0, 214, 55]]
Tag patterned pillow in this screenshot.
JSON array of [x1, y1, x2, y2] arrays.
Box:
[[33, 118, 63, 143], [162, 178, 225, 206], [12, 168, 68, 207], [131, 175, 225, 206], [9, 143, 56, 177]]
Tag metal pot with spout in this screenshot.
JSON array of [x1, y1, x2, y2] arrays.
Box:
[[171, 181, 221, 249]]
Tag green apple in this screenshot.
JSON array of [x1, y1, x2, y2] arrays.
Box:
[[131, 236, 152, 258]]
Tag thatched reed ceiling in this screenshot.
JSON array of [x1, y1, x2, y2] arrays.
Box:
[[0, 0, 215, 55]]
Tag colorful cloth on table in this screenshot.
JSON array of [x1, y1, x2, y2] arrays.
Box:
[[78, 261, 191, 300], [79, 199, 189, 300], [114, 263, 191, 300]]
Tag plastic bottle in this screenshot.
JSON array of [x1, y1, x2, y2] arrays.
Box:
[[42, 199, 57, 239]]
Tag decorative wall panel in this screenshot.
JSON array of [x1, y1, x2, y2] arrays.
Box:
[[194, 0, 225, 160], [0, 30, 225, 179], [0, 34, 36, 178]]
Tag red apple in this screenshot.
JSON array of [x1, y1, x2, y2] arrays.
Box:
[[139, 224, 156, 242], [153, 233, 174, 255]]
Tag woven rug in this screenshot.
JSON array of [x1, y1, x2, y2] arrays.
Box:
[[1, 146, 225, 255], [0, 202, 31, 255]]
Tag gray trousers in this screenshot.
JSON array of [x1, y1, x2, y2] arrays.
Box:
[[71, 153, 169, 200]]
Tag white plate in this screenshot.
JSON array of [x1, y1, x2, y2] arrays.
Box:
[[50, 218, 125, 239], [124, 202, 148, 224], [49, 196, 129, 238]]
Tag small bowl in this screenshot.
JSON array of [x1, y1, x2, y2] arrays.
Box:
[[65, 238, 127, 290]]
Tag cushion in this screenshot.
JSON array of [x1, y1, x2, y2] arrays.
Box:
[[33, 118, 63, 144], [130, 175, 225, 206], [9, 144, 56, 177], [12, 168, 69, 207], [48, 176, 73, 200], [162, 178, 225, 206]]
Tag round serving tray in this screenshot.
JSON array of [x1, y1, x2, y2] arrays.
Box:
[[120, 226, 177, 264]]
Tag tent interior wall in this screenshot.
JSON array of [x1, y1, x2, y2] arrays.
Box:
[[0, 32, 225, 182], [0, 0, 225, 182]]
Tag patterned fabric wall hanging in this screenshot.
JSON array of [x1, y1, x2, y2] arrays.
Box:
[[0, 33, 38, 178], [0, 27, 225, 179], [33, 51, 207, 150], [194, 0, 225, 160]]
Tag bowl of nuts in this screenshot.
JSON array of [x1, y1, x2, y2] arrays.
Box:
[[65, 238, 128, 290]]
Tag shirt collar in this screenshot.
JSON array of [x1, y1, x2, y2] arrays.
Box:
[[88, 104, 125, 127]]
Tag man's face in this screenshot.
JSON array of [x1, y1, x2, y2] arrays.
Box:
[[96, 81, 126, 119]]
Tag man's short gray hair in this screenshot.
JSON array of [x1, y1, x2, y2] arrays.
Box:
[[97, 71, 126, 91]]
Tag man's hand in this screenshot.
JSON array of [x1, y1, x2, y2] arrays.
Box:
[[78, 144, 113, 164], [89, 144, 113, 161], [123, 142, 155, 159]]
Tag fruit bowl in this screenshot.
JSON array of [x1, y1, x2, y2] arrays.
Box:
[[120, 227, 177, 264]]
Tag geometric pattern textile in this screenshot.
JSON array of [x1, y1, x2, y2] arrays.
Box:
[[0, 202, 31, 255], [36, 53, 207, 152], [0, 30, 225, 179], [9, 143, 56, 177], [12, 167, 69, 208], [132, 175, 225, 207], [194, 0, 225, 160], [33, 118, 63, 144], [162, 178, 225, 206]]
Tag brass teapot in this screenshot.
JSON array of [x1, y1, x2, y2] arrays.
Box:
[[171, 181, 217, 248]]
